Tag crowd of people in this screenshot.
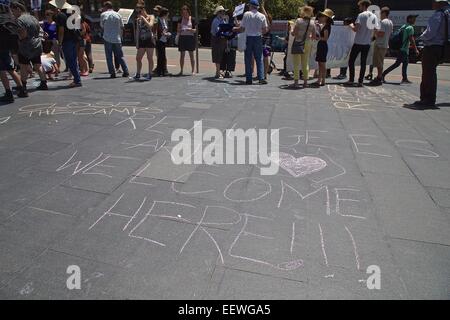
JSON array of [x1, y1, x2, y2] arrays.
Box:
[[0, 0, 449, 109]]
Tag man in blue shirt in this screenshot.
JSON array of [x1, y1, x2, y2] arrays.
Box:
[[100, 1, 129, 78], [412, 0, 450, 109]]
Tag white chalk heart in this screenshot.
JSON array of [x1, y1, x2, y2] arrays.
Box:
[[276, 152, 327, 178]]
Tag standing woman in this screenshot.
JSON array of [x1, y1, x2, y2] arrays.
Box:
[[314, 8, 334, 87], [82, 16, 94, 73], [77, 17, 89, 77], [134, 3, 156, 80], [42, 9, 61, 74], [155, 7, 171, 77], [210, 6, 228, 79], [177, 5, 196, 76], [290, 6, 316, 88]]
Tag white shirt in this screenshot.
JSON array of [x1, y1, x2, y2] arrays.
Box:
[[354, 11, 375, 45], [241, 10, 268, 37], [100, 10, 124, 44], [375, 18, 393, 48]]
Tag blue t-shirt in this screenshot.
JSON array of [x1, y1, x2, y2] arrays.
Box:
[[43, 21, 57, 40]]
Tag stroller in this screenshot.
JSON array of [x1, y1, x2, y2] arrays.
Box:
[[263, 33, 281, 75]]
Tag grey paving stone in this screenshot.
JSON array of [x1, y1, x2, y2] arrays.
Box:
[[364, 173, 450, 246], [427, 187, 450, 208], [389, 239, 450, 299]]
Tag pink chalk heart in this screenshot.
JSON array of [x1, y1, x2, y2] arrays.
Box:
[[277, 152, 327, 178]]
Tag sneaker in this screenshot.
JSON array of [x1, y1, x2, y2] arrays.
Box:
[[116, 68, 122, 74], [36, 81, 48, 90], [133, 74, 141, 80], [356, 82, 364, 87], [401, 79, 413, 84], [224, 71, 232, 79], [122, 72, 130, 78], [369, 78, 382, 86], [259, 79, 268, 85], [144, 74, 152, 81], [110, 73, 117, 79], [0, 91, 14, 103], [245, 80, 253, 85], [365, 74, 373, 81]]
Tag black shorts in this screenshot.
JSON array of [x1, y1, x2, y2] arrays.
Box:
[[137, 38, 156, 49], [316, 40, 328, 63], [18, 52, 41, 65], [0, 51, 14, 71]]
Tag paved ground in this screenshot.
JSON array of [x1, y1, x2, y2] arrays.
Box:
[[0, 46, 449, 299]]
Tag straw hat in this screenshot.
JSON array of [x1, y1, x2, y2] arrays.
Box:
[[214, 5, 227, 15], [49, 0, 72, 10], [319, 8, 335, 20], [299, 6, 314, 19]]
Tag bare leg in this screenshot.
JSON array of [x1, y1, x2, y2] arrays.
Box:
[[189, 51, 195, 74], [136, 48, 145, 75], [147, 48, 154, 76], [179, 51, 185, 75]]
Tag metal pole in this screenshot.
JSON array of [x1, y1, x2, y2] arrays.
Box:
[[195, 0, 199, 73], [324, 0, 328, 9]]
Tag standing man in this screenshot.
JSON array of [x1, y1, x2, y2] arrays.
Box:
[[100, 1, 129, 79], [369, 7, 393, 85], [52, 0, 82, 87], [382, 15, 418, 84], [11, 0, 48, 92], [346, 0, 374, 87], [235, 0, 269, 85], [0, 3, 27, 102], [412, 0, 450, 109]]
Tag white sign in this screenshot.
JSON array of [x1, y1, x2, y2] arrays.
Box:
[[118, 8, 134, 25], [233, 4, 245, 18]]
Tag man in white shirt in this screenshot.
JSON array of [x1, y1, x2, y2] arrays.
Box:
[[100, 1, 129, 78], [235, 0, 269, 85], [347, 0, 375, 86], [370, 6, 393, 85]]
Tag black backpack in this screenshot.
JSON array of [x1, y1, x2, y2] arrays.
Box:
[[389, 25, 405, 50]]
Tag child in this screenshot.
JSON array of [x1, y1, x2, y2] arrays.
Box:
[[41, 41, 59, 80]]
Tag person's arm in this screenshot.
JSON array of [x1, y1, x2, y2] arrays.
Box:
[[409, 28, 419, 55], [321, 27, 329, 41], [190, 17, 197, 33], [291, 21, 298, 37], [141, 14, 155, 28], [262, 16, 269, 35], [350, 14, 361, 33], [57, 25, 64, 45]]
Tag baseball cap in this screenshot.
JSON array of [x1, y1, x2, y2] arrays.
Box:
[[249, 0, 260, 7]]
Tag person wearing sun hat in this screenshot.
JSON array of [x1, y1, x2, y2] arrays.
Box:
[[314, 8, 334, 87], [211, 5, 229, 78], [51, 0, 83, 87], [290, 5, 316, 88], [234, 0, 269, 85]]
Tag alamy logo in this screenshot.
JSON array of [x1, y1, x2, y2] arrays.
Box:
[[171, 121, 280, 175], [366, 265, 381, 290], [367, 5, 381, 30], [66, 5, 81, 30], [66, 265, 81, 290]]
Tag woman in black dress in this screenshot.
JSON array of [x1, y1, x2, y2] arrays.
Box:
[[314, 9, 334, 87]]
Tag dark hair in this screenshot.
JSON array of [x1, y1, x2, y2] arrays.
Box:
[[10, 1, 27, 12], [181, 5, 191, 16], [381, 6, 390, 16], [357, 0, 371, 8], [103, 1, 113, 9], [43, 40, 53, 54], [159, 7, 169, 17], [344, 17, 354, 25]]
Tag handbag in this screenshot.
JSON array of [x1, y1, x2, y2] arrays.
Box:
[[291, 20, 310, 55]]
